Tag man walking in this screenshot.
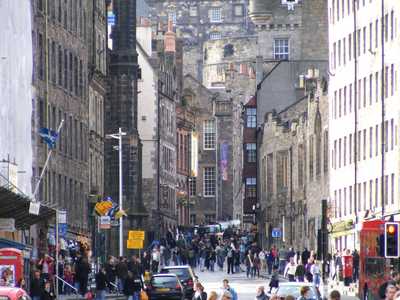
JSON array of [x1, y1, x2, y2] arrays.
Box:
[[284, 257, 297, 282], [222, 279, 238, 300], [226, 246, 235, 275]]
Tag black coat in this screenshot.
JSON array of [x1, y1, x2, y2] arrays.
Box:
[[30, 278, 43, 297], [123, 276, 142, 295], [41, 289, 55, 300], [95, 272, 107, 291]]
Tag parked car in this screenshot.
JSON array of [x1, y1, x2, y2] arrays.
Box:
[[160, 265, 197, 299], [0, 287, 30, 300], [268, 282, 322, 300], [146, 274, 185, 300]]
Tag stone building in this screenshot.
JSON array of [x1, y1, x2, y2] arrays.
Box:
[[328, 0, 400, 251], [32, 0, 94, 247], [146, 0, 253, 83], [105, 0, 146, 255], [258, 72, 329, 250], [88, 0, 107, 217]]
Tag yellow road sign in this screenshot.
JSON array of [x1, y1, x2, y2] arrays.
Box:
[[127, 239, 143, 249], [94, 201, 113, 216], [129, 230, 145, 240]]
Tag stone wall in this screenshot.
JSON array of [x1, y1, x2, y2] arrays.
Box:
[[259, 74, 329, 250]]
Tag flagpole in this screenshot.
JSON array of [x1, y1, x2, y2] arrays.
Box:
[[32, 120, 64, 199]]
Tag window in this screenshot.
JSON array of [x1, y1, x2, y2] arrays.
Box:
[[344, 86, 347, 115], [357, 29, 361, 56], [209, 7, 222, 23], [344, 137, 347, 166], [246, 143, 257, 163], [334, 91, 337, 118], [375, 125, 379, 156], [391, 119, 394, 150], [363, 129, 366, 160], [369, 180, 373, 209], [357, 130, 361, 161], [375, 19, 379, 48], [333, 140, 337, 169], [169, 11, 177, 24], [339, 189, 342, 218], [385, 14, 389, 42], [64, 49, 68, 89], [363, 26, 366, 53], [309, 135, 314, 179], [348, 34, 352, 61], [369, 74, 373, 105], [246, 178, 257, 198], [189, 6, 197, 17], [385, 175, 389, 204], [343, 38, 346, 65], [344, 187, 347, 216], [391, 173, 395, 204], [38, 33, 44, 80], [339, 89, 342, 117], [391, 64, 394, 96], [339, 138, 342, 167], [349, 84, 352, 112], [349, 185, 353, 214], [369, 127, 373, 158], [391, 11, 394, 40], [375, 178, 379, 208], [203, 167, 215, 197], [298, 144, 304, 186], [369, 22, 373, 51], [274, 39, 289, 60], [203, 120, 215, 150], [210, 32, 221, 40], [334, 190, 337, 218], [338, 40, 341, 66], [223, 44, 234, 57], [385, 66, 389, 98], [58, 45, 62, 86], [333, 42, 337, 68], [385, 120, 389, 152], [363, 182, 367, 211], [358, 183, 361, 212], [375, 71, 379, 102], [246, 108, 256, 128], [324, 131, 328, 173], [234, 5, 244, 16], [189, 177, 196, 196]]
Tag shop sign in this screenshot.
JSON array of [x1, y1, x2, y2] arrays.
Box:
[[99, 216, 111, 229], [128, 230, 145, 240], [0, 219, 15, 231], [332, 220, 354, 233], [29, 201, 40, 216], [127, 239, 143, 249], [272, 228, 282, 238]]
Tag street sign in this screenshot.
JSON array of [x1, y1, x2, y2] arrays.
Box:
[[58, 210, 67, 223], [129, 230, 145, 240], [99, 216, 111, 229], [127, 239, 143, 249], [58, 223, 68, 237], [95, 200, 113, 216], [272, 227, 282, 238]]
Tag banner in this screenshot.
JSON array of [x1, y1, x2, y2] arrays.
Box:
[[191, 132, 198, 177], [220, 142, 228, 181]]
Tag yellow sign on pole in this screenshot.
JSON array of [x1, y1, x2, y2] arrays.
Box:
[[127, 239, 143, 249], [128, 230, 145, 240]]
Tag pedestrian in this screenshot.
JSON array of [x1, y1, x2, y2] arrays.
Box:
[[76, 256, 91, 295], [342, 249, 353, 286], [95, 267, 107, 300], [254, 253, 261, 278], [141, 251, 151, 274], [116, 257, 128, 292], [105, 256, 116, 292], [234, 249, 241, 273], [284, 257, 297, 282], [30, 270, 44, 300], [192, 282, 207, 300], [298, 286, 311, 300], [259, 249, 266, 273], [301, 248, 310, 266], [269, 265, 279, 293], [245, 251, 254, 278], [295, 262, 305, 282], [151, 247, 160, 273], [227, 247, 235, 275], [123, 271, 142, 300], [305, 258, 313, 283], [352, 249, 360, 282], [267, 249, 274, 275], [332, 250, 342, 281], [208, 291, 218, 300], [222, 279, 238, 300], [385, 285, 397, 300], [209, 248, 216, 272], [255, 286, 268, 300], [41, 281, 55, 300], [311, 261, 321, 288], [329, 290, 341, 300], [379, 272, 400, 299]]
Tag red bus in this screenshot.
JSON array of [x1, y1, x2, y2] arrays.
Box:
[[359, 220, 392, 299]]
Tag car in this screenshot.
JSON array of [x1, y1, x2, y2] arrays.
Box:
[[268, 282, 322, 300], [0, 287, 30, 300], [159, 265, 197, 299], [146, 274, 185, 300]]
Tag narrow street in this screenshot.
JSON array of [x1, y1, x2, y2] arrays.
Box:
[[197, 268, 268, 300]]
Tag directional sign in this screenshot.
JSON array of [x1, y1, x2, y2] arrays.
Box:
[[129, 230, 145, 240], [127, 239, 143, 249], [272, 228, 282, 238]]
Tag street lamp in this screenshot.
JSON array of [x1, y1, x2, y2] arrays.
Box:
[[106, 127, 126, 257]]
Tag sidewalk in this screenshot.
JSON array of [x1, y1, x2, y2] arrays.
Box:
[[327, 280, 358, 297], [58, 293, 126, 300]]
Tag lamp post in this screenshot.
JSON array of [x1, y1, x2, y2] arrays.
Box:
[[106, 128, 126, 257]]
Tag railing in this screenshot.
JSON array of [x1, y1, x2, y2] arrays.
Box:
[[55, 275, 79, 295]]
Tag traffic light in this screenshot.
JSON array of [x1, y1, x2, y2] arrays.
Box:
[[385, 222, 399, 258]]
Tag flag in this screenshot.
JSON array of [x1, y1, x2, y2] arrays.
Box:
[[39, 128, 58, 149]]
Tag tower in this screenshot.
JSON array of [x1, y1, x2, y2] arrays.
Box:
[[105, 0, 146, 256]]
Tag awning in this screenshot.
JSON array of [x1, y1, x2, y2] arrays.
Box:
[[0, 186, 56, 229]]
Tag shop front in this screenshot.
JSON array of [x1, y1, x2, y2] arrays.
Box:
[[329, 219, 356, 251]]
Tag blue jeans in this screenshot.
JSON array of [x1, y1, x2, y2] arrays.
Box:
[[128, 292, 140, 300], [96, 290, 106, 300], [32, 297, 41, 300]]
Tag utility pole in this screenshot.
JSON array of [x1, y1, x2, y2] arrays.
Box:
[[106, 128, 126, 257]]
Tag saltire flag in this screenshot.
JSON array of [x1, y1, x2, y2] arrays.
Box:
[[39, 128, 58, 149]]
